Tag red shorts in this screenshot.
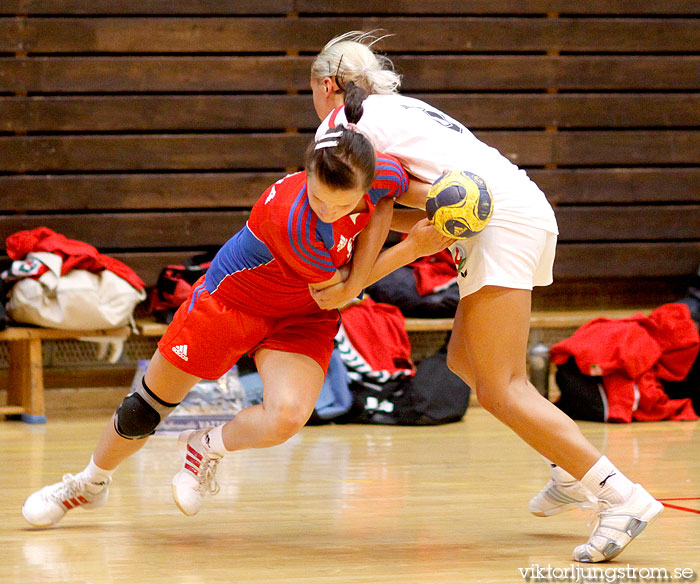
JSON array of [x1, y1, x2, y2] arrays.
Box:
[[158, 277, 340, 380]]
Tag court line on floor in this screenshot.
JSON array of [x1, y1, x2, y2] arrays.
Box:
[[658, 497, 700, 515]]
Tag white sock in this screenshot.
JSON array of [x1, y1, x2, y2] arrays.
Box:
[[580, 456, 635, 505], [79, 456, 113, 493], [202, 425, 230, 458]]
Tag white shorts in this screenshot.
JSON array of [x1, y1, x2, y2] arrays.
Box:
[[449, 223, 557, 298]]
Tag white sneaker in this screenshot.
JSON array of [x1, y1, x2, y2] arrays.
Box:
[[22, 473, 110, 528], [172, 428, 222, 516], [573, 484, 664, 563], [529, 479, 594, 517]]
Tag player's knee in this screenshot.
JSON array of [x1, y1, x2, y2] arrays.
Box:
[[266, 402, 308, 444], [475, 389, 499, 414], [114, 378, 179, 440], [445, 349, 474, 387], [445, 350, 463, 376], [476, 378, 528, 419], [114, 393, 160, 439]]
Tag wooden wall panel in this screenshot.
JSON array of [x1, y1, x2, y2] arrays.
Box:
[[0, 1, 294, 15], [3, 56, 699, 93], [1, 6, 698, 310], [393, 56, 700, 92], [3, 94, 699, 132], [105, 243, 700, 289], [294, 1, 700, 15], [528, 169, 700, 205], [2, 131, 697, 172], [0, 95, 319, 132], [0, 56, 313, 93], [1, 18, 698, 53], [554, 244, 700, 279], [4, 242, 691, 295], [2, 169, 698, 214], [422, 94, 700, 130], [554, 207, 700, 241], [0, 173, 279, 210], [3, 207, 696, 250], [0, 134, 310, 172], [1, 1, 698, 15], [0, 212, 249, 249]]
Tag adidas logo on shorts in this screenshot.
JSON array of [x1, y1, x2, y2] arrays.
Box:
[[172, 344, 189, 361]]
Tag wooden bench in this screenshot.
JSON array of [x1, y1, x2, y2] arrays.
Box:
[[136, 308, 653, 337], [0, 308, 654, 423], [137, 306, 654, 378], [136, 308, 653, 399], [0, 326, 130, 423], [405, 309, 656, 331]]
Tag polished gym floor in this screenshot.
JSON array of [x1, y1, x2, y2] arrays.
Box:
[[2, 406, 698, 584]]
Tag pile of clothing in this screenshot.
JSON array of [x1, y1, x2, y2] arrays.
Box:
[[552, 302, 699, 423], [1, 227, 145, 332]]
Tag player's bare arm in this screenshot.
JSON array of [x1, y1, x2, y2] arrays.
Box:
[[398, 176, 431, 210], [389, 177, 430, 232], [309, 197, 393, 309], [391, 208, 426, 234], [366, 218, 454, 288], [308, 268, 346, 292]]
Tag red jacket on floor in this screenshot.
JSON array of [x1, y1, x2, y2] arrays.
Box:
[[550, 303, 699, 422], [341, 297, 414, 376]]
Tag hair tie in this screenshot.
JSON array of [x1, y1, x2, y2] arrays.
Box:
[[345, 123, 358, 132], [315, 129, 344, 149]]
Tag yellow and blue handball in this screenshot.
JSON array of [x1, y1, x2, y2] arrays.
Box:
[[425, 170, 493, 238]]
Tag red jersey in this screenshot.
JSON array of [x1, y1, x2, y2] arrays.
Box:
[[204, 154, 408, 317]]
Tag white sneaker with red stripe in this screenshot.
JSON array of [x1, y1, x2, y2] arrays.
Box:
[[22, 473, 110, 528], [172, 428, 222, 516]]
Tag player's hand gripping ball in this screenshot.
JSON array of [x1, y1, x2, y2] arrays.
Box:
[[425, 170, 493, 238]]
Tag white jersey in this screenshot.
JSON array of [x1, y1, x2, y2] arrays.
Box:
[[316, 94, 558, 235]]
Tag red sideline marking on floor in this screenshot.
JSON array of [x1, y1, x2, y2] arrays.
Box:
[[658, 498, 700, 515]]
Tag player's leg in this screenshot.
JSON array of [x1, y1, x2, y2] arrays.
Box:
[[451, 285, 662, 562], [448, 292, 593, 513], [450, 228, 596, 517], [446, 300, 475, 388], [448, 285, 593, 516], [22, 276, 221, 528], [221, 348, 325, 450], [22, 349, 199, 528], [94, 349, 200, 468], [172, 348, 325, 515], [454, 286, 601, 474]]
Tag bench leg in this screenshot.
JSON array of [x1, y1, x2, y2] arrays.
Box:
[[8, 339, 46, 424]]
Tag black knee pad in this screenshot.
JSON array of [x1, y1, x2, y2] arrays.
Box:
[[114, 392, 161, 439], [114, 378, 179, 440]]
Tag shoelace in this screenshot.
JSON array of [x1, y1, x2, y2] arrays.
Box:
[[198, 457, 221, 496], [44, 474, 83, 502], [584, 498, 611, 528]]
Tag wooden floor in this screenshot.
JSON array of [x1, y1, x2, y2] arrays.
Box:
[[1, 407, 699, 584]]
